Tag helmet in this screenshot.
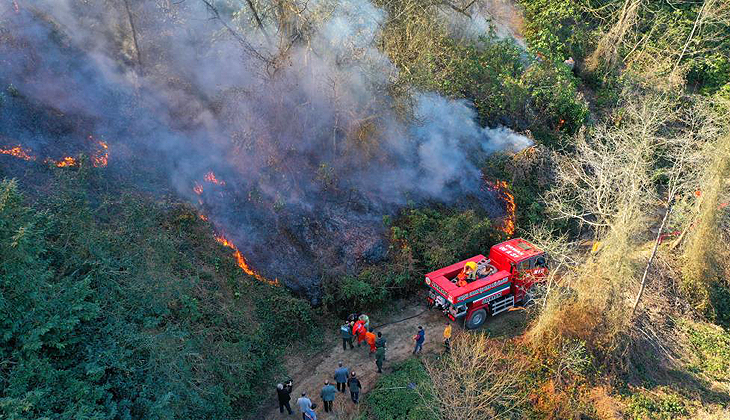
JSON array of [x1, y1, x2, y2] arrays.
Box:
[[465, 262, 477, 272]]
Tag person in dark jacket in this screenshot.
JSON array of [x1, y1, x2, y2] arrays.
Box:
[[413, 326, 425, 354], [375, 331, 387, 349], [334, 362, 349, 393], [340, 322, 354, 350], [375, 345, 386, 373], [347, 371, 361, 404], [277, 381, 293, 414], [320, 380, 336, 412]]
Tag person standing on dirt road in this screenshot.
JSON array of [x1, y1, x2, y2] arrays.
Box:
[[340, 322, 354, 350], [443, 322, 452, 352], [334, 362, 349, 393], [375, 345, 386, 373], [347, 371, 362, 404], [320, 380, 336, 413], [365, 328, 377, 355], [375, 331, 387, 350], [353, 319, 366, 347], [297, 392, 312, 420], [413, 326, 425, 354], [277, 382, 293, 415]]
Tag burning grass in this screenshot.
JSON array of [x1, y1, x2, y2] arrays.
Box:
[[486, 180, 516, 236], [0, 145, 35, 161], [214, 233, 279, 286]]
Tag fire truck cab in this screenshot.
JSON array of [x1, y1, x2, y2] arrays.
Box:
[[425, 238, 548, 329]]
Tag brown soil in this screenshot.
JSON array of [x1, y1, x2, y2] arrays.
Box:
[[255, 301, 527, 419]]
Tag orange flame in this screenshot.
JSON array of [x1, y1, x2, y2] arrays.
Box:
[[193, 182, 204, 195], [204, 171, 225, 185], [487, 180, 516, 236], [91, 138, 109, 167], [199, 214, 209, 221], [55, 157, 78, 167], [214, 234, 279, 286], [0, 146, 35, 161]]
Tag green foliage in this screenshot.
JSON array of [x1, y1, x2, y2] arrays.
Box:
[[365, 358, 436, 420], [0, 177, 315, 419], [520, 0, 594, 61], [394, 207, 499, 271], [625, 389, 688, 420], [683, 320, 730, 381]]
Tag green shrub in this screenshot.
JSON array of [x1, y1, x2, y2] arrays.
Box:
[[0, 176, 315, 419], [625, 389, 688, 420], [683, 320, 730, 381], [365, 358, 436, 420]]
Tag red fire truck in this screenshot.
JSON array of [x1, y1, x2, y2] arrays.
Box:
[[425, 238, 548, 329]]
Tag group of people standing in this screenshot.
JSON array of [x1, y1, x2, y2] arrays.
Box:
[[340, 313, 388, 373], [276, 312, 450, 418]]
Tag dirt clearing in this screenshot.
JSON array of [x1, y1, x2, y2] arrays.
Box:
[[257, 301, 527, 419]]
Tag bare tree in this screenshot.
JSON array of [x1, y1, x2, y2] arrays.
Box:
[[421, 333, 526, 419]]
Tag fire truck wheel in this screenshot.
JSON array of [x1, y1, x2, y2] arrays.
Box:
[[466, 309, 487, 329]]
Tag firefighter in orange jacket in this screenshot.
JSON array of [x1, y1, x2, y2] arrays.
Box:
[[365, 329, 377, 355], [353, 320, 366, 347], [457, 261, 477, 287]]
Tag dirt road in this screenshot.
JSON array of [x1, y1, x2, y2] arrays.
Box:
[[257, 301, 527, 419]]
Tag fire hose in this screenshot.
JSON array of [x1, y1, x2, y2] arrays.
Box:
[[370, 308, 430, 331]]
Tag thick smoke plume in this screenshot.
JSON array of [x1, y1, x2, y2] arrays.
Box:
[[0, 0, 530, 300]]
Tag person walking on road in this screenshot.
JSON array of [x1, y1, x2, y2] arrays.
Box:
[[303, 403, 317, 420], [297, 392, 312, 420], [413, 326, 425, 354], [347, 371, 362, 404], [375, 331, 387, 350], [375, 345, 386, 373], [334, 362, 349, 393], [443, 322, 452, 352], [365, 328, 377, 355], [340, 322, 354, 350], [320, 380, 336, 413], [277, 381, 293, 415]]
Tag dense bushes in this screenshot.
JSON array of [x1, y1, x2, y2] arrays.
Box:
[[364, 358, 435, 420], [0, 177, 315, 419]]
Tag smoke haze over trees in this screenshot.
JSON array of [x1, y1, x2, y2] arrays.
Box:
[[1, 0, 532, 299]]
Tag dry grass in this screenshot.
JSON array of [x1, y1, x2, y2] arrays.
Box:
[[681, 134, 730, 310], [421, 332, 526, 419]]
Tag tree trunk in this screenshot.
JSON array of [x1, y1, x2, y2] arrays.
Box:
[[631, 203, 672, 317]]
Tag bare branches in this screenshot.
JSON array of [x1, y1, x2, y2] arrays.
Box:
[[201, 0, 270, 64], [423, 333, 526, 419]]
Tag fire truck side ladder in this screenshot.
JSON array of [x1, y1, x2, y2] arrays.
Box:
[[489, 295, 515, 316]]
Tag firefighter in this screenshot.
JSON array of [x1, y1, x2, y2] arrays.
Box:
[[365, 329, 377, 355], [353, 319, 366, 347], [443, 322, 452, 353], [375, 331, 387, 349], [457, 261, 477, 287], [375, 345, 386, 373], [340, 322, 354, 350]]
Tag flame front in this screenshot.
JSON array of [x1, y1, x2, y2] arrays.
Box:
[[91, 138, 109, 167], [193, 182, 204, 195], [487, 180, 516, 236], [55, 156, 78, 167], [204, 171, 225, 185], [0, 146, 35, 161], [214, 234, 279, 286]]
